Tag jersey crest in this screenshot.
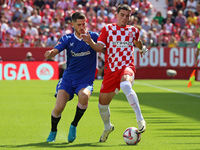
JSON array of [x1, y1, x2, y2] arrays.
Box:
[[128, 31, 133, 38]]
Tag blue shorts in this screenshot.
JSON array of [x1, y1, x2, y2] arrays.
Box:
[[54, 78, 94, 100]]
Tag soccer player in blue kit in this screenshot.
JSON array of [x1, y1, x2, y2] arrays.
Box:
[[44, 12, 100, 143]]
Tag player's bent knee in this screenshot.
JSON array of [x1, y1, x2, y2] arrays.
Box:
[[54, 103, 66, 113], [79, 93, 90, 102], [120, 81, 132, 96], [52, 108, 62, 117], [79, 89, 91, 99], [54, 107, 64, 114]]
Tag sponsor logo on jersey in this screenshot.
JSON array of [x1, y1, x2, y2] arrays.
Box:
[[71, 50, 91, 57], [55, 42, 61, 46], [111, 41, 132, 48], [70, 43, 74, 47]]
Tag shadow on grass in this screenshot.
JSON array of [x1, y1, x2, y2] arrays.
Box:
[[0, 141, 126, 149], [91, 92, 200, 122], [0, 142, 137, 149], [161, 135, 200, 137]]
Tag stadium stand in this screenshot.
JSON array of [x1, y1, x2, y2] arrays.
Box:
[[0, 0, 199, 48]]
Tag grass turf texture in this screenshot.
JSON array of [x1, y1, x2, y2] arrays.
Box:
[[0, 79, 200, 150]]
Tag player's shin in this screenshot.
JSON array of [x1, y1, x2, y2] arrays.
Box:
[[51, 112, 61, 132], [71, 102, 87, 127], [120, 81, 143, 121], [98, 103, 112, 131]]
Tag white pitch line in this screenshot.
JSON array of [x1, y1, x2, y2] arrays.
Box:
[[134, 81, 200, 98]]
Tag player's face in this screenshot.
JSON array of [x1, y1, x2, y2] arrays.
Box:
[[73, 19, 86, 37], [117, 9, 131, 27]]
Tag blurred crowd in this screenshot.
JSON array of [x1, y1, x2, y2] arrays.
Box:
[[0, 0, 200, 48]]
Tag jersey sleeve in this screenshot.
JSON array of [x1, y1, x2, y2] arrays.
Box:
[[97, 26, 108, 46], [54, 35, 68, 52], [90, 31, 99, 43]]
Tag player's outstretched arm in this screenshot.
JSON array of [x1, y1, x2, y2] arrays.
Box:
[[81, 31, 104, 52], [44, 49, 59, 59]]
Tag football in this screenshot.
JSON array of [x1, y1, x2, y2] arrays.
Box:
[[123, 127, 141, 145]]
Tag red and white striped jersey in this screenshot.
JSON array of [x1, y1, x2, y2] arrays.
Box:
[[97, 23, 140, 73]]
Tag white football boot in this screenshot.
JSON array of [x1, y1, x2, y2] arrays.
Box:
[[99, 124, 114, 142], [137, 120, 146, 133]]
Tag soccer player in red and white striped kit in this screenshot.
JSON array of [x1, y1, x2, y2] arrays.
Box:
[[81, 4, 148, 142]]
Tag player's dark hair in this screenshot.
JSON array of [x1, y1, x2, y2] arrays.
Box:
[[117, 4, 131, 13], [71, 12, 86, 22]]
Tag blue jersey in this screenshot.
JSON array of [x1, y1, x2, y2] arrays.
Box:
[[54, 31, 99, 83]]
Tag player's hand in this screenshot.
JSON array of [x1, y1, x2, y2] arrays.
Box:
[[102, 47, 106, 54], [44, 50, 53, 58], [140, 45, 148, 57], [80, 31, 91, 44]]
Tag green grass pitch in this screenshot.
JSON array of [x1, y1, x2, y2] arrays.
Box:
[[0, 79, 200, 150]]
